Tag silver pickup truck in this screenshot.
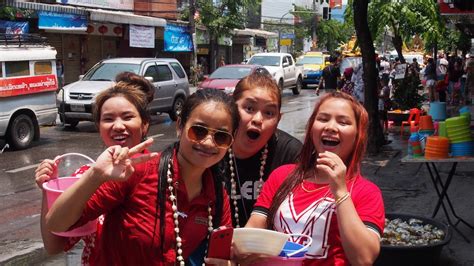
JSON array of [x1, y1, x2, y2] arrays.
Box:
[[247, 52, 304, 95]]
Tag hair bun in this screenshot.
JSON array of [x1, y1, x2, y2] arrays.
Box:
[[115, 72, 154, 103]]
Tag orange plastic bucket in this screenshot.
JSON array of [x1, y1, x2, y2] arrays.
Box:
[[42, 153, 97, 237]]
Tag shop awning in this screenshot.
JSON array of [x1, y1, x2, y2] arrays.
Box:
[[8, 1, 88, 15], [90, 9, 166, 28], [233, 28, 278, 39]]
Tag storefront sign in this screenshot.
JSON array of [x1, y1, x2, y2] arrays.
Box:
[[0, 75, 57, 98], [0, 20, 29, 34], [197, 48, 209, 55], [129, 25, 155, 48], [164, 24, 193, 52], [56, 0, 133, 10], [38, 11, 87, 31], [280, 39, 292, 46], [218, 35, 232, 46], [196, 29, 210, 45]]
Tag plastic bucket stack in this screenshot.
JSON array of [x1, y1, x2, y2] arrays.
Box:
[[446, 116, 473, 157], [418, 115, 435, 136], [424, 136, 449, 159], [429, 102, 447, 121]]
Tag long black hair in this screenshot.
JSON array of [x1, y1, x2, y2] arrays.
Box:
[[153, 89, 240, 255]]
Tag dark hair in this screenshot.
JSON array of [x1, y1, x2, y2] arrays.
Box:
[[233, 72, 282, 111], [155, 88, 240, 253], [93, 72, 155, 134], [266, 92, 369, 229]]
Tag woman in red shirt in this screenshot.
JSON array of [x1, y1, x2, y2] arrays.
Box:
[[245, 92, 385, 265], [42, 88, 239, 265]]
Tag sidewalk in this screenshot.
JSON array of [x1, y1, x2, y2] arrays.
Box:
[[3, 129, 474, 265]]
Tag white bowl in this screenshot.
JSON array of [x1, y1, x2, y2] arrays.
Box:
[[233, 228, 289, 256]]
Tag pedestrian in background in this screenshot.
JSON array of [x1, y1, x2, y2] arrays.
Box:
[[218, 55, 226, 67], [56, 59, 65, 91], [317, 55, 340, 96]]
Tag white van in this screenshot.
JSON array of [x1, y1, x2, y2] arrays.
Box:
[[0, 34, 58, 150]]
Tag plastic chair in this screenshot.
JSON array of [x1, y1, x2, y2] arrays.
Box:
[[400, 108, 421, 135]]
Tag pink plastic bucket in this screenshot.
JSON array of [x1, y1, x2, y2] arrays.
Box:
[[42, 153, 97, 237]]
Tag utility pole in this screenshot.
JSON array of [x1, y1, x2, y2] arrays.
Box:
[[312, 0, 317, 51], [189, 0, 197, 71]]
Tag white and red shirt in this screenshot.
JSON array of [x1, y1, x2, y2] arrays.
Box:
[[253, 164, 385, 266]]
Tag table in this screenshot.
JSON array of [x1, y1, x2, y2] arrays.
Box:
[[401, 156, 474, 242]]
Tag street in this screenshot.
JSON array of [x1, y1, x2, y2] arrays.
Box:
[[0, 89, 316, 265]]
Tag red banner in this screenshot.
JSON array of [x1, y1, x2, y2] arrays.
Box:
[[0, 74, 57, 98], [438, 0, 474, 15], [330, 0, 342, 9]]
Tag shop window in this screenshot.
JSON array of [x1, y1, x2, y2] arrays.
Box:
[[157, 65, 172, 82], [144, 65, 160, 82], [34, 61, 53, 75], [170, 62, 186, 79], [5, 61, 30, 77]]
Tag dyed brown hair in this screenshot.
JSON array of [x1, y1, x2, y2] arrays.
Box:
[[93, 72, 154, 133], [233, 72, 282, 111], [266, 92, 369, 228]]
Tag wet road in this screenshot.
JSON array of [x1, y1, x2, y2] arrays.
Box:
[[0, 89, 318, 264]]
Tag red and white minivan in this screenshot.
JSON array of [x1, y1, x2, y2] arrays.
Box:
[[0, 34, 58, 150]]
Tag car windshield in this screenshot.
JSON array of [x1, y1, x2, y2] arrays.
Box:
[[210, 67, 252, 79], [82, 63, 141, 81], [298, 56, 324, 65], [248, 56, 280, 66]]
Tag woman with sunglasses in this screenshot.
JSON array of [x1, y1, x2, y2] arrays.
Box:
[[220, 73, 302, 228], [44, 88, 239, 265], [35, 72, 155, 264]]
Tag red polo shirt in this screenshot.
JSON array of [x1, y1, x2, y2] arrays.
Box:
[[72, 150, 231, 265]]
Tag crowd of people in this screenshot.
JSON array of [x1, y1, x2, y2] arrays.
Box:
[[35, 70, 386, 265]]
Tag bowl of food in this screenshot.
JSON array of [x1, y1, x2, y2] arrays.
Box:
[[233, 228, 289, 256], [375, 213, 451, 266]]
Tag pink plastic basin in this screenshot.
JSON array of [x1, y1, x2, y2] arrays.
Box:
[[249, 256, 305, 266], [43, 177, 97, 237]]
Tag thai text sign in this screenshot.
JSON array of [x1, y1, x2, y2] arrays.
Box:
[[164, 24, 193, 52], [38, 11, 87, 31], [129, 25, 155, 48], [0, 75, 57, 98]]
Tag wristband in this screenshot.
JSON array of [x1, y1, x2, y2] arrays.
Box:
[[335, 192, 350, 206]]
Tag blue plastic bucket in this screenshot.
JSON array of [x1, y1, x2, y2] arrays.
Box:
[[429, 102, 447, 121]]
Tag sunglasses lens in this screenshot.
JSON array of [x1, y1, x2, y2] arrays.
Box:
[[214, 132, 233, 147], [188, 125, 209, 142]]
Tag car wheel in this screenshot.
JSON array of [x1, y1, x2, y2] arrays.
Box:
[[65, 119, 79, 128], [278, 79, 284, 91], [7, 114, 36, 150], [292, 76, 302, 95], [169, 96, 185, 121]]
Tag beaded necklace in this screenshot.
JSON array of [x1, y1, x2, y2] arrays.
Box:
[[166, 158, 213, 265], [228, 144, 268, 227]]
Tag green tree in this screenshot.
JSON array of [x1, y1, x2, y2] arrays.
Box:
[[352, 0, 385, 153], [367, 0, 442, 63], [192, 0, 260, 71]]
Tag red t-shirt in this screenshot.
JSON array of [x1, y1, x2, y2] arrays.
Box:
[[254, 164, 385, 266], [71, 151, 231, 265]]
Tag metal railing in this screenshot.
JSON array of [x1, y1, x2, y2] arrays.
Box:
[[0, 33, 49, 47]]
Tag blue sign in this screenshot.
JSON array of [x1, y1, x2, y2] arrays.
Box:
[[0, 20, 29, 34], [164, 24, 193, 52], [38, 11, 87, 31], [281, 33, 295, 39]]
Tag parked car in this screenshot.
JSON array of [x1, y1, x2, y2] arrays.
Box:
[[296, 52, 329, 89], [58, 58, 189, 127], [247, 52, 304, 95], [198, 64, 270, 94], [0, 34, 58, 150]]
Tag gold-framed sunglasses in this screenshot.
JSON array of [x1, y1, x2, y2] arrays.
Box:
[[187, 124, 234, 149]]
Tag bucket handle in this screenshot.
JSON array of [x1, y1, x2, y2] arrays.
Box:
[[285, 233, 313, 257], [55, 153, 95, 177]]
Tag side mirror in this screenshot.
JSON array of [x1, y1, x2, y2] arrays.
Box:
[[325, 62, 330, 66], [283, 62, 289, 67], [203, 75, 209, 79], [145, 76, 154, 82], [78, 75, 84, 80]]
